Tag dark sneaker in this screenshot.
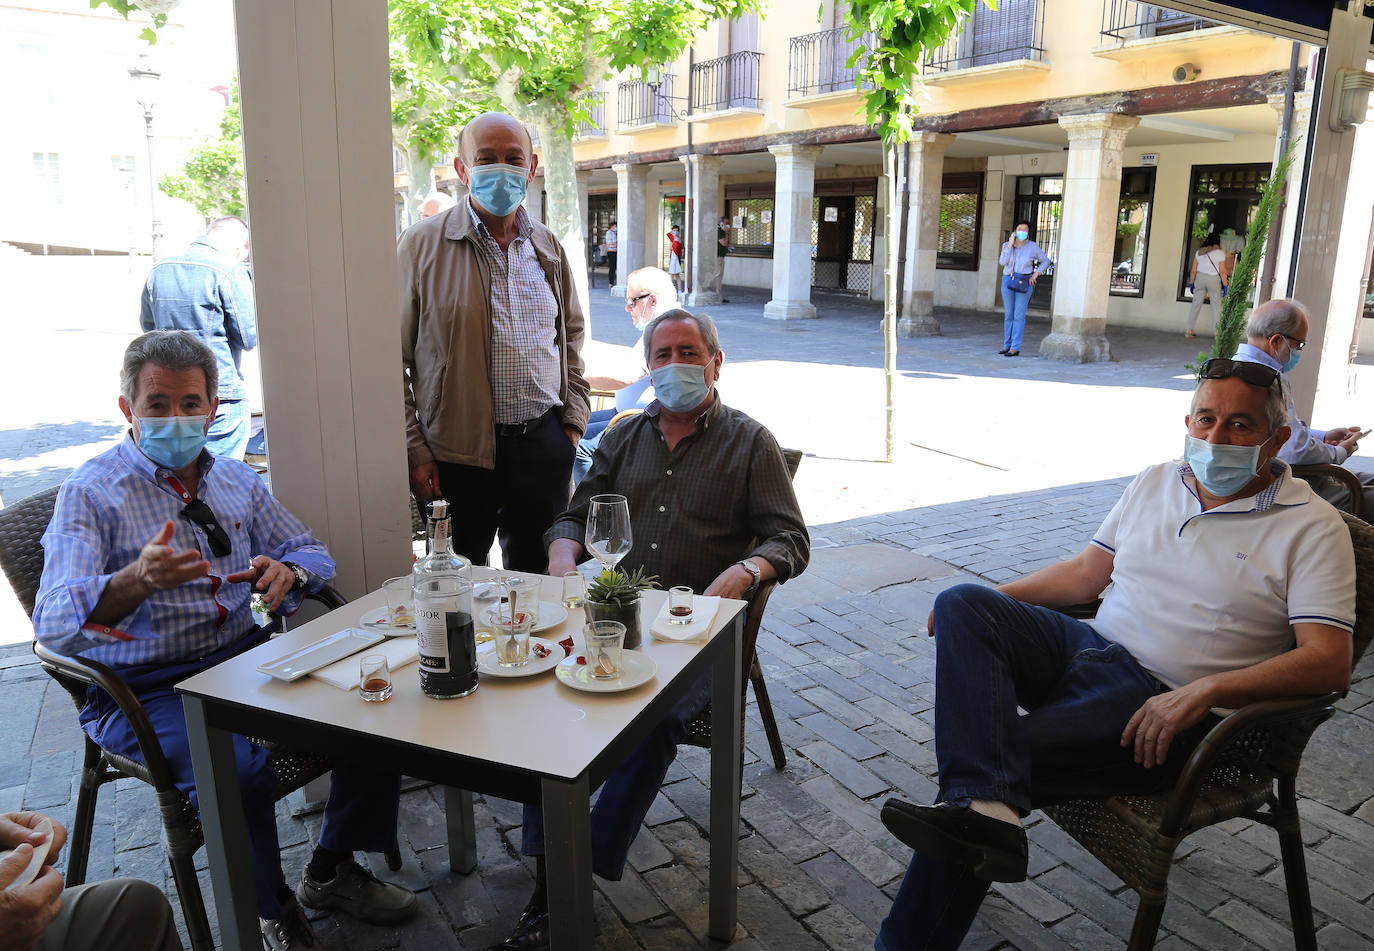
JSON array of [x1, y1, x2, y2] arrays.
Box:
[[880, 798, 1028, 883], [261, 894, 317, 950], [296, 858, 417, 925]]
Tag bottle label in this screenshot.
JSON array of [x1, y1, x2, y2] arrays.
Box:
[[416, 604, 450, 673]]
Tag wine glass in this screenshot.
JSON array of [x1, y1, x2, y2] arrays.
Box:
[[586, 494, 632, 570]]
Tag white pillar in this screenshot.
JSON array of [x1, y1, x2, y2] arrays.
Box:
[[232, 0, 410, 610], [977, 168, 1007, 310], [611, 162, 648, 297], [1039, 113, 1139, 363], [764, 145, 822, 320], [898, 133, 954, 336], [1290, 6, 1374, 421], [683, 154, 723, 307]]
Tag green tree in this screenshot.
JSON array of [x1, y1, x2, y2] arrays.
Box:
[[159, 81, 245, 220], [88, 0, 168, 45], [840, 0, 981, 460]]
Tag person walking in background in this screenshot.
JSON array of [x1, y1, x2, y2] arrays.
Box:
[[666, 225, 684, 294], [1185, 231, 1230, 339], [139, 216, 257, 458], [604, 220, 618, 288], [997, 221, 1049, 357], [714, 215, 731, 302]]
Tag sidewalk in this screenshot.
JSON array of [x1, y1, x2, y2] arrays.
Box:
[[4, 275, 1374, 949]]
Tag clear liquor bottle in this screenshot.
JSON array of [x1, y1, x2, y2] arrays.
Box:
[[413, 499, 478, 698]]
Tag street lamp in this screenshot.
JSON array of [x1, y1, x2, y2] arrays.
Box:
[[128, 55, 162, 258]]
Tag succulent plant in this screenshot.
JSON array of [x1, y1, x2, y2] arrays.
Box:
[[585, 567, 659, 607]]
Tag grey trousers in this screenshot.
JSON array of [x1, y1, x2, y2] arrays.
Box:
[[36, 878, 182, 951]]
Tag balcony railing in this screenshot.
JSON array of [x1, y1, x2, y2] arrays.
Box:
[[788, 27, 875, 98], [691, 50, 762, 112], [925, 0, 1045, 73], [616, 74, 676, 130], [1101, 1, 1218, 41], [576, 92, 606, 137]]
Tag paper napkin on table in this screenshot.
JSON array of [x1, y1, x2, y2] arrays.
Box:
[[649, 596, 720, 642], [311, 634, 420, 690]]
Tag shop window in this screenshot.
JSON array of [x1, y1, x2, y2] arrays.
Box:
[[1111, 166, 1156, 297], [1178, 163, 1270, 302], [937, 172, 982, 270], [726, 195, 774, 256]]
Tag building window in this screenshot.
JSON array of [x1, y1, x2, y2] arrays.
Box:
[[937, 172, 982, 270], [810, 179, 878, 292], [32, 152, 61, 205], [724, 185, 774, 256], [1178, 162, 1270, 301], [1111, 167, 1156, 297]]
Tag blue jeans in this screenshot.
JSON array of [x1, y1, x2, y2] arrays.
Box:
[[79, 630, 401, 919], [208, 398, 251, 459], [875, 584, 1208, 951], [573, 409, 615, 485], [520, 671, 713, 880], [1001, 277, 1033, 352]]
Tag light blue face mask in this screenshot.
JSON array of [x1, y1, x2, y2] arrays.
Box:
[[650, 362, 711, 413], [135, 415, 209, 469], [1183, 433, 1269, 497], [1015, 230, 1029, 241], [1281, 346, 1301, 374], [467, 163, 529, 217]]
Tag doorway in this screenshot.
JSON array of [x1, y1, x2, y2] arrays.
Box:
[[1013, 174, 1062, 312], [813, 195, 854, 290], [587, 194, 616, 288]]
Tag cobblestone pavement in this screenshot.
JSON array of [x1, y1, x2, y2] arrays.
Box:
[[5, 265, 1374, 949]]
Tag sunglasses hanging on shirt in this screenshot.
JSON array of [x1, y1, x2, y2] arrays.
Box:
[[180, 499, 233, 558]]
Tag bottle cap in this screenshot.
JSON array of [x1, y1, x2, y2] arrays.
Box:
[[428, 499, 449, 519]]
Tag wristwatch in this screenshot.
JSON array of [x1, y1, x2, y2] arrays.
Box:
[[282, 562, 309, 591], [736, 559, 761, 594]]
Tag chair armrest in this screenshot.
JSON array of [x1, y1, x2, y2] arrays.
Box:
[[308, 584, 348, 611], [32, 641, 184, 792], [1158, 692, 1338, 835], [1292, 464, 1364, 517], [1060, 600, 1102, 620]]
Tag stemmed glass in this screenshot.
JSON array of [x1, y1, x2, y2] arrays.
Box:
[[585, 494, 632, 570]]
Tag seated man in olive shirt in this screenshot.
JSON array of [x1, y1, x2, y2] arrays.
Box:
[[487, 309, 810, 951]]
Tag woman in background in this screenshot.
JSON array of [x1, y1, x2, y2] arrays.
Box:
[[997, 222, 1049, 357], [1185, 231, 1230, 338], [666, 225, 684, 294]]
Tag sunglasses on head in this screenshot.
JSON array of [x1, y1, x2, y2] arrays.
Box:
[[180, 499, 232, 558], [1197, 358, 1280, 389]]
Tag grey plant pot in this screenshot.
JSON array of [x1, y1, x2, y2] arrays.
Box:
[[584, 596, 642, 649]]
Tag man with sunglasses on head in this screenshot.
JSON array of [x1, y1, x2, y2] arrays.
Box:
[[33, 331, 417, 950], [873, 357, 1355, 951], [1235, 297, 1374, 514]]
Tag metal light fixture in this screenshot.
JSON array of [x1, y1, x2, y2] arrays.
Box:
[[128, 54, 162, 257]]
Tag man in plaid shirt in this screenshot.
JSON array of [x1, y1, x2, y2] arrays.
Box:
[[486, 310, 810, 951]]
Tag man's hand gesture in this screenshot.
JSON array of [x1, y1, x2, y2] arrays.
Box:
[[227, 556, 297, 613], [0, 812, 67, 951], [134, 521, 210, 596]]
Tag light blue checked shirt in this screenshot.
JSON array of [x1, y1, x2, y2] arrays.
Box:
[[33, 435, 335, 667]]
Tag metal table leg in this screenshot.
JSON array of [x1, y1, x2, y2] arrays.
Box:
[[542, 774, 594, 949], [708, 611, 743, 940], [184, 695, 259, 951], [443, 785, 478, 874]]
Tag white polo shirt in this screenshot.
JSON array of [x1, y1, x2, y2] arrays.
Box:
[[1088, 460, 1355, 689]]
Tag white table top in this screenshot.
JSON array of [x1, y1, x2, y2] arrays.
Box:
[[176, 572, 746, 782]]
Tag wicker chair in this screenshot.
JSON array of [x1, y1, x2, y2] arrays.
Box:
[[1041, 511, 1374, 951], [0, 485, 345, 951], [683, 448, 803, 771], [1292, 463, 1365, 517]]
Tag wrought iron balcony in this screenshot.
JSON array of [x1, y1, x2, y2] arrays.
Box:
[[691, 50, 762, 113], [1100, 0, 1218, 41], [924, 0, 1046, 73], [616, 74, 676, 130], [788, 27, 875, 98], [575, 92, 606, 137]]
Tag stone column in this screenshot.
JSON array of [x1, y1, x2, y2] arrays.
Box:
[[1266, 90, 1314, 298], [898, 132, 954, 335], [682, 154, 723, 307], [523, 174, 545, 224], [575, 170, 591, 242], [764, 145, 823, 320], [1039, 113, 1139, 362], [611, 162, 648, 297]]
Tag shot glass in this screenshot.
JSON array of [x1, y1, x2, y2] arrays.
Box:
[[382, 575, 413, 628], [494, 613, 535, 668], [359, 654, 393, 702], [502, 575, 542, 628], [562, 571, 586, 610], [667, 586, 694, 625], [584, 620, 626, 680]]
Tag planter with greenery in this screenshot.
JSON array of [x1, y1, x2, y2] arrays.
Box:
[[584, 567, 658, 650]]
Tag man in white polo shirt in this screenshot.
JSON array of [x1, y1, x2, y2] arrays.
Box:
[[873, 357, 1356, 951]]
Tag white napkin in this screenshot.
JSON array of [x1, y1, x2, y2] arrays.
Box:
[[650, 595, 720, 642], [311, 634, 420, 690]]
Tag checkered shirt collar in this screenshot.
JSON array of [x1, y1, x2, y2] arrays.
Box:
[[1176, 457, 1288, 512]]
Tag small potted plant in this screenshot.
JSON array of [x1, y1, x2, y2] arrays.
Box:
[[583, 567, 658, 649]]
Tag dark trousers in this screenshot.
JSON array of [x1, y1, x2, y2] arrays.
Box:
[[606, 251, 618, 287], [79, 630, 401, 920], [435, 409, 575, 572], [875, 584, 1208, 950]]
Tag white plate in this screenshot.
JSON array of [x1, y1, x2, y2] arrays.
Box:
[[555, 650, 657, 693], [256, 629, 385, 682], [482, 600, 568, 634], [2, 817, 51, 891], [477, 636, 565, 678], [359, 606, 415, 635]]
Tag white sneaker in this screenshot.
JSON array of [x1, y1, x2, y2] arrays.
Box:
[[260, 894, 317, 950]]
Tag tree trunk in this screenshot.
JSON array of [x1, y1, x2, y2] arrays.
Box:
[[402, 145, 436, 228], [530, 119, 591, 338]]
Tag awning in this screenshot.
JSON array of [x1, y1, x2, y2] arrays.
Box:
[[1158, 0, 1374, 49]]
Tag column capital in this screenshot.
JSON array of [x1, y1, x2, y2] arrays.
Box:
[[907, 131, 956, 153], [1057, 112, 1139, 147], [767, 144, 823, 161], [681, 153, 722, 171], [611, 162, 649, 179]]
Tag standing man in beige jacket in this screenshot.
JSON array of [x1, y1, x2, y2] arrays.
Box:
[[399, 112, 591, 570]]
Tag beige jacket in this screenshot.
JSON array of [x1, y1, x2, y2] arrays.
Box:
[[399, 204, 591, 470]]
